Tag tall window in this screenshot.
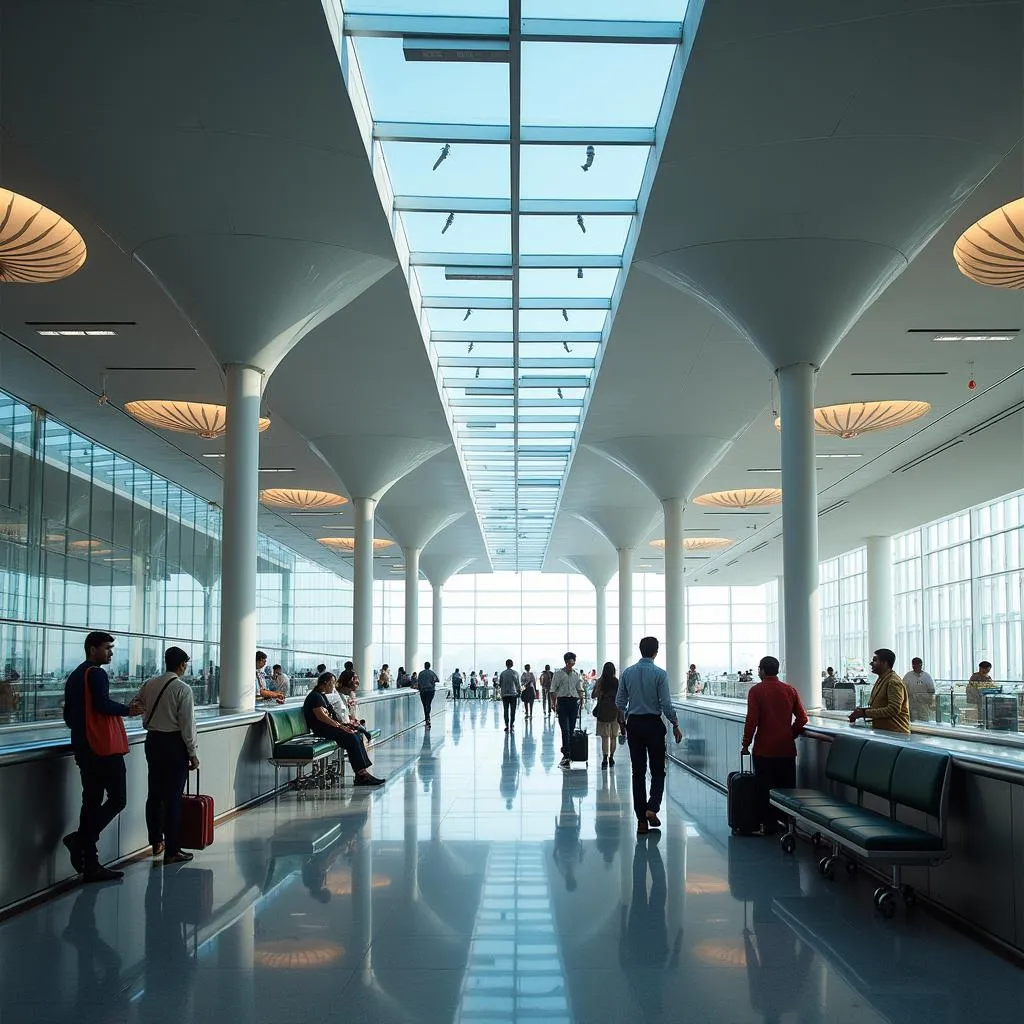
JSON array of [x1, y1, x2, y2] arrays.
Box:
[[818, 547, 867, 676]]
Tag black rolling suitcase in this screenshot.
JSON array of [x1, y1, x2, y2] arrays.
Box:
[[568, 707, 588, 763], [728, 753, 760, 835]]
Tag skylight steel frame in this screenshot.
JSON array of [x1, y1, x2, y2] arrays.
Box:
[[334, 3, 692, 570]]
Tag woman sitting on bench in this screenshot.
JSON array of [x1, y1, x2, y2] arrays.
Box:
[[302, 673, 385, 787]]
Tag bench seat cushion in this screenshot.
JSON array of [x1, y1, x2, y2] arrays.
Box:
[[771, 789, 857, 818], [273, 737, 337, 760]]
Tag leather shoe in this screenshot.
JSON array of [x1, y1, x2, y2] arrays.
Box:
[[637, 818, 650, 835], [62, 833, 84, 873], [83, 865, 124, 883], [152, 842, 165, 857], [163, 851, 194, 865], [355, 774, 386, 786], [646, 810, 662, 828]]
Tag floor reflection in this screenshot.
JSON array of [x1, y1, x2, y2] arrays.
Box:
[[2, 704, 1023, 1024]]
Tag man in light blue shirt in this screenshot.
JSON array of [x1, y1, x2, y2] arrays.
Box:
[[617, 636, 683, 835]]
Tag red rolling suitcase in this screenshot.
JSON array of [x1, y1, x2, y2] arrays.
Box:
[[181, 770, 215, 850], [727, 753, 760, 835]]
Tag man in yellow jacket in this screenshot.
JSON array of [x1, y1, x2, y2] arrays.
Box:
[[848, 648, 911, 734]]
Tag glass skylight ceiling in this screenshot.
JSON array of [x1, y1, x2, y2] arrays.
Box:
[[335, 3, 689, 569]]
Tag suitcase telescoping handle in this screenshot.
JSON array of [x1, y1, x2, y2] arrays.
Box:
[[740, 750, 751, 771], [186, 767, 200, 794]]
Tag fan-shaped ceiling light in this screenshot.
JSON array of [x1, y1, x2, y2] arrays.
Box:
[[953, 196, 1024, 289], [774, 401, 930, 439], [650, 537, 733, 551], [318, 536, 394, 552], [125, 400, 271, 439], [694, 488, 782, 509], [69, 539, 113, 555], [0, 188, 87, 283], [260, 489, 347, 511]]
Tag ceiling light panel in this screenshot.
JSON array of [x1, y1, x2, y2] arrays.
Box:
[[341, 8, 688, 569]]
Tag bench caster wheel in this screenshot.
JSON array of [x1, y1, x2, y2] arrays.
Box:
[[845, 859, 858, 875], [780, 834, 796, 855], [811, 832, 824, 849], [875, 888, 897, 918], [901, 884, 916, 907], [818, 856, 835, 879]]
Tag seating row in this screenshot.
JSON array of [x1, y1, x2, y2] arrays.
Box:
[[771, 734, 951, 917], [266, 707, 380, 794]]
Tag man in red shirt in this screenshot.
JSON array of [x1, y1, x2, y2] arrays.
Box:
[[741, 656, 809, 835]]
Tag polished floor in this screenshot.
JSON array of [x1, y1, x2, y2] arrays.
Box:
[[2, 699, 1022, 1024]]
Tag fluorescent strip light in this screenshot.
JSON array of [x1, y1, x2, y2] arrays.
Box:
[[258, 467, 296, 473], [202, 453, 226, 459], [445, 267, 513, 281], [816, 453, 863, 459], [403, 37, 510, 63]]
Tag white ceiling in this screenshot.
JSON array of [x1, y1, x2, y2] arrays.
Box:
[[0, 0, 1021, 589]]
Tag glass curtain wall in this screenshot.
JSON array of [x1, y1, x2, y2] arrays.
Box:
[[818, 547, 868, 679], [0, 389, 353, 727]]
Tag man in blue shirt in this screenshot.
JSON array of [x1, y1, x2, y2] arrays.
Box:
[[416, 661, 439, 729], [616, 636, 683, 835], [62, 630, 142, 880]]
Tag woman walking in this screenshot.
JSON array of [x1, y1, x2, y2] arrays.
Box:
[[592, 662, 623, 770], [521, 666, 537, 720]]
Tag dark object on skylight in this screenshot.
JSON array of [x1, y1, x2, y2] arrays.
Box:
[[581, 145, 595, 172], [577, 267, 584, 279], [433, 143, 451, 171], [557, 388, 564, 400], [576, 214, 586, 234], [463, 308, 472, 321], [442, 212, 455, 234], [563, 341, 572, 353], [562, 309, 569, 322]]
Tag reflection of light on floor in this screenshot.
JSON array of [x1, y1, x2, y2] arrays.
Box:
[[324, 871, 391, 896], [684, 874, 729, 895], [693, 939, 747, 968], [254, 940, 345, 968]]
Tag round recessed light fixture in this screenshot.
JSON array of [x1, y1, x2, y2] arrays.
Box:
[[260, 488, 347, 511], [0, 188, 87, 283], [318, 536, 394, 552], [124, 400, 271, 439], [650, 537, 733, 551], [774, 400, 930, 439], [694, 488, 781, 509], [953, 196, 1024, 289]]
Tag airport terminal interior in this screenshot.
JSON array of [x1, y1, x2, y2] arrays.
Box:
[[1, 1, 1024, 1021]]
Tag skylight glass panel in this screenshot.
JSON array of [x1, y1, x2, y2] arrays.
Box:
[[337, 2, 689, 569], [520, 214, 632, 256], [521, 43, 677, 127], [520, 145, 650, 201], [351, 37, 509, 124], [382, 143, 510, 199]]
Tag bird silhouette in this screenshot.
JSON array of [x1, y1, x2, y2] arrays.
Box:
[[463, 308, 472, 321], [442, 212, 455, 234], [581, 145, 595, 172], [563, 341, 572, 353], [576, 214, 586, 234], [468, 341, 475, 353], [433, 143, 451, 171]]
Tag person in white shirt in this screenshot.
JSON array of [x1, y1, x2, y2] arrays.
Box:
[[271, 664, 290, 697], [550, 652, 586, 767], [135, 646, 199, 864], [903, 657, 936, 722]]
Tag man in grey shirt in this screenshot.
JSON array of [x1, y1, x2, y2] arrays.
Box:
[[499, 659, 521, 732], [617, 636, 683, 835], [416, 661, 439, 729]]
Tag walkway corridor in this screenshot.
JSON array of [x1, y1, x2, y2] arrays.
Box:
[[1, 701, 1022, 1023]]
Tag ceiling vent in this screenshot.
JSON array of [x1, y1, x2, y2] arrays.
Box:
[[965, 400, 1024, 438], [706, 568, 719, 576], [849, 371, 948, 377], [750, 541, 769, 553], [818, 499, 848, 518], [726, 559, 740, 566], [905, 328, 1019, 343]]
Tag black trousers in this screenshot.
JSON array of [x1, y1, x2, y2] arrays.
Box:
[[335, 729, 372, 772], [556, 697, 579, 755], [145, 730, 189, 855], [74, 749, 127, 865], [752, 755, 796, 829], [453, 681, 462, 699], [522, 695, 535, 716], [420, 689, 435, 720], [502, 694, 518, 726], [626, 715, 667, 821]]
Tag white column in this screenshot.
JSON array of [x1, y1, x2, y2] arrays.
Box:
[[663, 497, 685, 695], [404, 546, 421, 671], [352, 496, 375, 689], [776, 574, 787, 674], [866, 535, 894, 652], [777, 362, 821, 709], [595, 582, 607, 669], [618, 547, 633, 670], [432, 584, 443, 677], [219, 363, 261, 712]]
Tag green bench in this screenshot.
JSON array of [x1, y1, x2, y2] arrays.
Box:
[[771, 734, 951, 917], [266, 707, 339, 791]]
